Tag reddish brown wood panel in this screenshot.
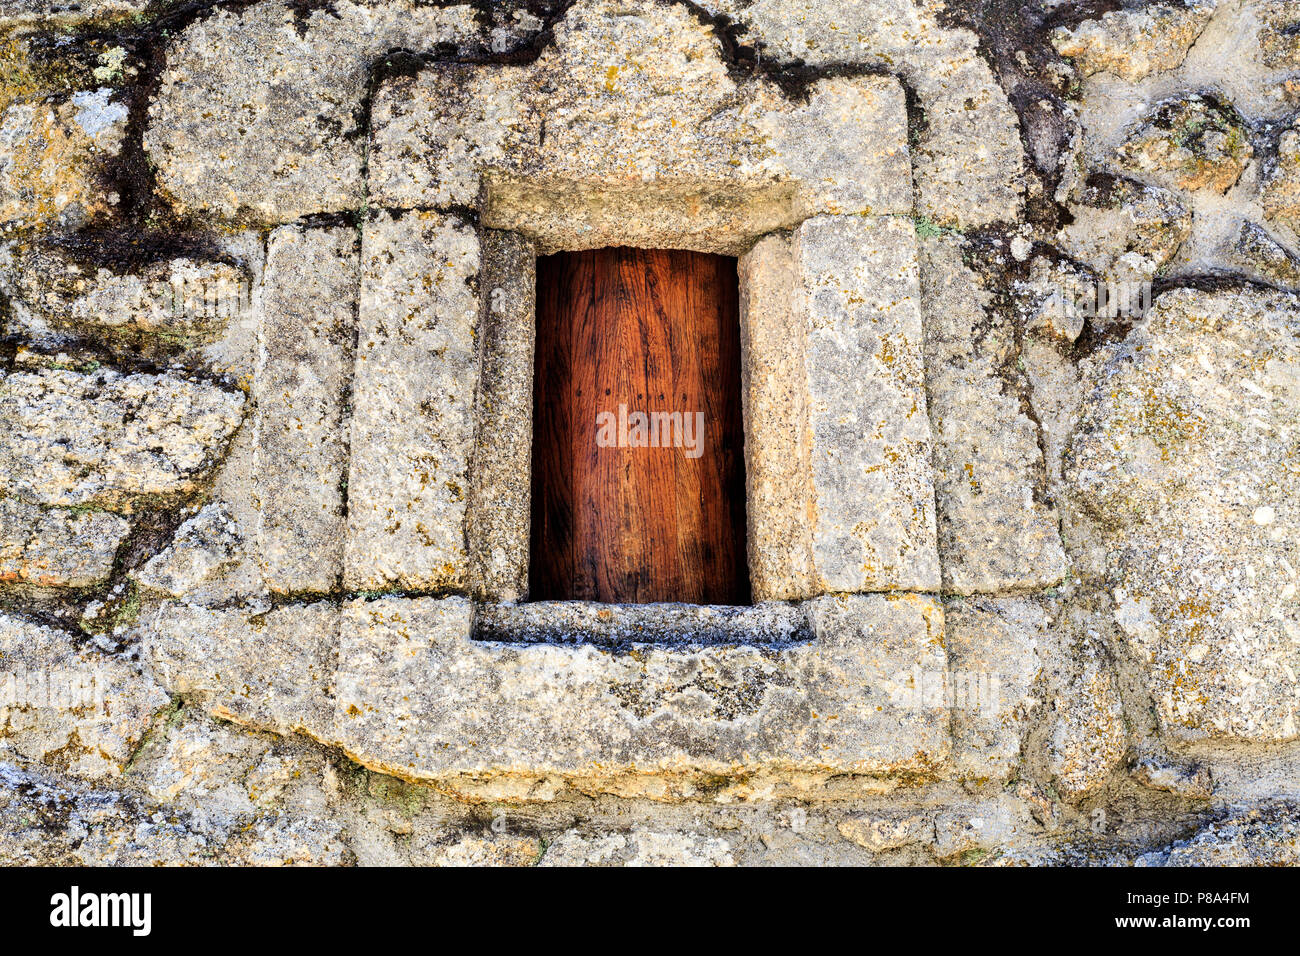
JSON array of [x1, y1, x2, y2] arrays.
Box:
[[530, 247, 749, 605]]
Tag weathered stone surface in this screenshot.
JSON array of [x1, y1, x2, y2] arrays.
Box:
[[1067, 288, 1300, 742], [1131, 755, 1214, 799], [344, 211, 479, 592], [0, 242, 249, 349], [144, 0, 481, 223], [256, 225, 354, 594], [1220, 219, 1300, 289], [1137, 801, 1300, 865], [797, 216, 938, 593], [1115, 93, 1253, 193], [713, 0, 1025, 228], [138, 601, 337, 740], [466, 230, 534, 603], [836, 811, 934, 852], [1012, 253, 1096, 343], [945, 597, 1047, 783], [920, 236, 1067, 594], [0, 759, 349, 866], [0, 0, 146, 26], [538, 827, 736, 866], [0, 364, 245, 512], [0, 88, 126, 233], [738, 232, 814, 601], [0, 612, 168, 779], [332, 593, 949, 784], [134, 503, 252, 603], [372, 1, 911, 254], [0, 497, 127, 588], [1262, 125, 1300, 231], [476, 600, 809, 647], [699, 216, 938, 598], [1051, 2, 1217, 82], [1257, 0, 1300, 68], [1058, 174, 1191, 292], [1044, 635, 1128, 801]]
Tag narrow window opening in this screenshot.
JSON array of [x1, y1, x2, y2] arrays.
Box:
[[529, 247, 750, 605]]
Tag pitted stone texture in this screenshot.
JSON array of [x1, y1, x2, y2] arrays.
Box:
[[1221, 220, 1300, 289], [466, 231, 534, 603], [538, 827, 736, 866], [945, 597, 1047, 783], [1115, 93, 1253, 194], [371, 0, 911, 253], [920, 236, 1066, 595], [0, 243, 249, 349], [0, 612, 169, 779], [738, 233, 814, 601], [344, 212, 479, 592], [332, 593, 949, 784], [138, 601, 338, 740], [0, 88, 126, 233], [133, 503, 256, 604], [0, 497, 128, 588], [1262, 126, 1300, 232], [0, 0, 146, 25], [144, 0, 481, 224], [1137, 801, 1300, 865], [0, 761, 349, 866], [256, 225, 355, 594], [1058, 174, 1191, 292], [1044, 634, 1128, 801], [0, 365, 245, 513], [1066, 288, 1300, 742], [1257, 1, 1300, 68], [1051, 2, 1218, 83], [796, 216, 938, 594], [710, 0, 1025, 228]]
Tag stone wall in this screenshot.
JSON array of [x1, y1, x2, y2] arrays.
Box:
[[0, 0, 1297, 865]]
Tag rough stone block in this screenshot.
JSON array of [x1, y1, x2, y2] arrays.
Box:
[[344, 211, 480, 592], [796, 215, 939, 593], [0, 611, 169, 779], [738, 232, 814, 601], [919, 236, 1067, 594], [1067, 287, 1300, 742], [944, 596, 1048, 782], [256, 225, 355, 594], [369, 0, 912, 253], [0, 89, 127, 233], [466, 230, 534, 602], [143, 0, 481, 223], [0, 364, 245, 512], [139, 601, 338, 740], [0, 497, 128, 588], [332, 592, 949, 785]]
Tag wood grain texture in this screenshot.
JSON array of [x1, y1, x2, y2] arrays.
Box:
[[530, 247, 749, 605]]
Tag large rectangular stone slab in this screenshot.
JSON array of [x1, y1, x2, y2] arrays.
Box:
[[344, 211, 481, 592], [368, 1, 911, 253], [918, 236, 1067, 594], [256, 225, 356, 594], [738, 216, 939, 597], [796, 215, 939, 593], [331, 593, 950, 784]]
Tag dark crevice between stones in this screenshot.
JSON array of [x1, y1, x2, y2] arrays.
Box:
[[673, 0, 895, 101], [35, 0, 270, 268], [954, 226, 1095, 509], [932, 0, 1133, 232]]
